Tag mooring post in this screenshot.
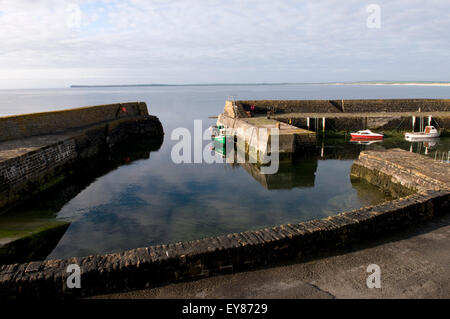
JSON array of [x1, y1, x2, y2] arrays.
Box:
[[322, 117, 326, 134], [307, 117, 310, 130], [412, 115, 416, 132]]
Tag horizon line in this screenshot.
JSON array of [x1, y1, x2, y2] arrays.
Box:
[[69, 81, 450, 88]]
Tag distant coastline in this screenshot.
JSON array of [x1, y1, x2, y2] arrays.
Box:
[[70, 81, 450, 88], [332, 81, 450, 87], [69, 83, 292, 88]]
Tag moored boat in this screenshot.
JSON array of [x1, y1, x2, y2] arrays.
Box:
[[209, 125, 224, 137], [350, 130, 384, 140], [405, 126, 440, 141], [214, 128, 234, 144]]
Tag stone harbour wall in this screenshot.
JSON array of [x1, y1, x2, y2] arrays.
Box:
[[0, 102, 149, 142], [237, 99, 450, 115], [217, 113, 315, 157], [351, 149, 450, 195], [0, 103, 164, 213], [0, 140, 76, 186], [231, 99, 450, 132], [278, 115, 450, 132]]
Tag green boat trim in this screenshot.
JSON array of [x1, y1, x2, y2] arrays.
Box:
[[214, 134, 234, 144]]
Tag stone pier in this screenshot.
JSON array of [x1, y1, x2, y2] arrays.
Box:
[[217, 113, 316, 160], [229, 99, 450, 132], [0, 102, 164, 213], [351, 148, 450, 196]]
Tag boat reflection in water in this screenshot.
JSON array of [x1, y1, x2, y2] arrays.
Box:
[[349, 138, 383, 146], [408, 139, 439, 155]]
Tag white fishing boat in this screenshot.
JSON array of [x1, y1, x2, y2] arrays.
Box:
[[405, 126, 440, 141]]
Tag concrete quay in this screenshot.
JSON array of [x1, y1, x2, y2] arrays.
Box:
[[217, 113, 315, 158]]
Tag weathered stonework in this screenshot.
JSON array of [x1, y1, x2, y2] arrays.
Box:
[[217, 113, 316, 158], [229, 99, 450, 132], [0, 102, 149, 142], [236, 99, 450, 114], [351, 149, 450, 195]]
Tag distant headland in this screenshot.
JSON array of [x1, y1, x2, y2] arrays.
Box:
[[69, 83, 292, 88], [70, 81, 450, 88], [332, 81, 450, 87]]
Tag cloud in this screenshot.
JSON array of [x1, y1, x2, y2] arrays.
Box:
[[0, 0, 449, 88]]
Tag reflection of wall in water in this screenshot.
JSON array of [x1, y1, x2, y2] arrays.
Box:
[[316, 141, 363, 160], [239, 157, 318, 190], [234, 140, 387, 190]]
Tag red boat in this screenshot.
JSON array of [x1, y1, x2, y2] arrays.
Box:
[[350, 130, 383, 140]]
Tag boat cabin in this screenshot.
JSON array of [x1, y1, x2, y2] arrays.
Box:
[[424, 126, 438, 134]]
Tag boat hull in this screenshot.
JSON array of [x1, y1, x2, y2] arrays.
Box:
[[214, 135, 234, 144], [405, 126, 440, 141], [405, 133, 440, 141], [350, 134, 383, 140]]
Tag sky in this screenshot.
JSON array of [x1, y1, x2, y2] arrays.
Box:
[[0, 0, 449, 89]]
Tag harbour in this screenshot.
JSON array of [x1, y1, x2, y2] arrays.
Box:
[[0, 85, 449, 298]]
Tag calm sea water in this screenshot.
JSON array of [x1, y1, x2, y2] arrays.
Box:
[[0, 84, 449, 259]]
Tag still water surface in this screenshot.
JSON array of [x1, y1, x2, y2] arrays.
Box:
[[0, 84, 449, 259]]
